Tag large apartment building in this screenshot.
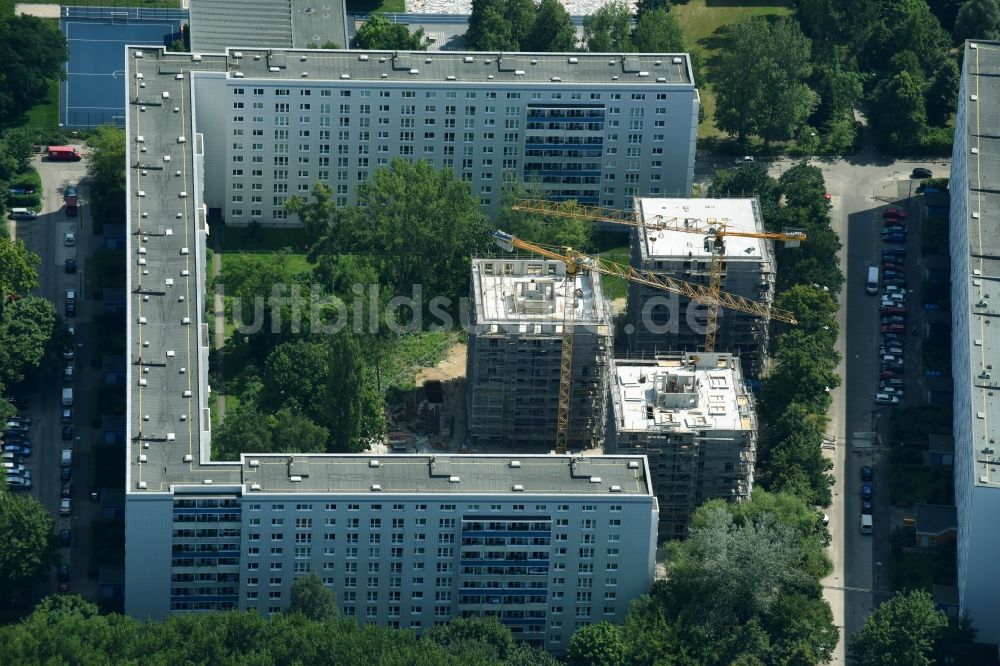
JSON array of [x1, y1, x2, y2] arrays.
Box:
[[123, 46, 659, 653], [182, 48, 698, 224], [605, 353, 756, 539], [466, 257, 613, 449], [626, 197, 776, 377], [950, 39, 1000, 653]]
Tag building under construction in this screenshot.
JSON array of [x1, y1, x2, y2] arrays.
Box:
[[605, 353, 756, 539], [466, 257, 613, 449], [626, 197, 776, 377]]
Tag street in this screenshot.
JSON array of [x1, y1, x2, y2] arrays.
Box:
[[10, 147, 98, 601], [695, 153, 951, 664]]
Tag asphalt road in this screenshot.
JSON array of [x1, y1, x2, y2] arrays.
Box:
[[11, 149, 97, 601], [696, 153, 950, 664]]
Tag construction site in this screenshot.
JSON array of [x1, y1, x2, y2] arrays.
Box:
[[626, 197, 777, 377], [605, 353, 757, 539], [465, 257, 613, 450], [389, 198, 798, 535]]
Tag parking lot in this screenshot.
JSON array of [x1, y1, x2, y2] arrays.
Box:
[[5, 148, 98, 600]]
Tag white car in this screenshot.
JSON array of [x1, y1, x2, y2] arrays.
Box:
[[63, 366, 74, 382], [60, 498, 71, 515], [874, 393, 900, 405], [881, 386, 904, 397], [882, 292, 905, 302], [64, 232, 76, 246]]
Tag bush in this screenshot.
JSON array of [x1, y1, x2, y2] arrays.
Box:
[[918, 127, 955, 155]]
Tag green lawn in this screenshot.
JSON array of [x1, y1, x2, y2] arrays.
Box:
[[17, 78, 59, 131], [216, 225, 313, 254], [346, 0, 405, 13], [672, 0, 793, 139], [594, 231, 631, 302]]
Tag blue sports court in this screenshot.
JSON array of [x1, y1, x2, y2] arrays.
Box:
[[60, 7, 188, 128]]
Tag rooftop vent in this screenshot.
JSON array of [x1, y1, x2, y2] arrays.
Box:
[[232, 51, 243, 58], [568, 57, 579, 64], [249, 459, 260, 467], [509, 460, 521, 468], [191, 54, 201, 62], [340, 74, 350, 79], [183, 454, 193, 462], [166, 433, 175, 441], [358, 54, 369, 61], [409, 68, 419, 74], [183, 390, 192, 398], [162, 91, 170, 99], [514, 70, 525, 76], [269, 66, 280, 72], [464, 56, 474, 63], [448, 475, 460, 483], [250, 483, 261, 491], [202, 479, 213, 484], [137, 481, 147, 489], [138, 454, 147, 463], [446, 75, 456, 80], [290, 475, 302, 482], [233, 72, 245, 78], [609, 485, 622, 492], [589, 476, 602, 483], [371, 484, 382, 491], [628, 461, 640, 469], [551, 76, 561, 82], [672, 56, 683, 64], [369, 460, 380, 467], [512, 484, 524, 491], [166, 350, 175, 358], [175, 73, 183, 80]]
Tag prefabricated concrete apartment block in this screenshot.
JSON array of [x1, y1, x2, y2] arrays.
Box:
[[466, 257, 612, 449], [605, 353, 756, 539], [626, 197, 776, 377]]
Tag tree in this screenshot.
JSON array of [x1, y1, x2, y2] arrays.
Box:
[[270, 407, 329, 453], [3, 129, 35, 173], [288, 573, 338, 620], [425, 616, 515, 661], [86, 126, 127, 227], [631, 9, 686, 53], [0, 237, 39, 299], [708, 164, 781, 224], [954, 0, 1000, 40], [0, 492, 58, 603], [583, 1, 633, 52], [567, 622, 627, 666], [870, 69, 927, 150], [314, 159, 489, 315], [261, 340, 331, 415], [211, 401, 273, 460], [636, 0, 671, 17], [322, 330, 382, 453], [711, 17, 816, 146], [285, 182, 335, 241], [352, 13, 429, 50], [850, 590, 948, 666], [505, 0, 537, 46], [925, 57, 960, 126], [467, 0, 516, 50], [496, 182, 593, 250], [0, 296, 60, 386], [0, 16, 67, 125], [526, 0, 577, 51]]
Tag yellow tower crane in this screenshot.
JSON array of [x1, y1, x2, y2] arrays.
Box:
[[510, 199, 807, 352], [492, 230, 798, 453]]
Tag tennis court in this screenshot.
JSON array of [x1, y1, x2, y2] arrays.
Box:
[[60, 7, 188, 128]]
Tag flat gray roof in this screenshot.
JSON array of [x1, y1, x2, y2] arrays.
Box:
[[232, 49, 691, 85], [190, 0, 349, 53], [125, 50, 653, 497], [960, 41, 1000, 488], [243, 454, 653, 495]]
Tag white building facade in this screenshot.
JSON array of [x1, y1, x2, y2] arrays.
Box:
[[951, 40, 1000, 653], [187, 49, 699, 224]]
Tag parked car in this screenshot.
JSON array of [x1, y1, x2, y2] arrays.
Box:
[[63, 366, 73, 382], [883, 334, 907, 346], [59, 498, 71, 515], [63, 346, 74, 360], [883, 218, 906, 228], [64, 184, 77, 198], [881, 316, 906, 325], [911, 167, 933, 179], [862, 483, 874, 500], [882, 323, 906, 334], [862, 500, 873, 515], [61, 481, 72, 498], [885, 278, 908, 288], [60, 467, 71, 482], [6, 476, 30, 490], [874, 393, 900, 405], [64, 258, 76, 274], [3, 444, 31, 456], [860, 466, 873, 482], [883, 225, 907, 235], [65, 301, 75, 318], [883, 236, 906, 245], [60, 529, 71, 546], [63, 232, 75, 247], [881, 307, 907, 316], [61, 408, 72, 424], [883, 206, 908, 219], [882, 248, 906, 258], [61, 426, 73, 441], [883, 270, 904, 280], [880, 347, 904, 357], [881, 387, 905, 397], [881, 379, 905, 390], [882, 261, 904, 272], [884, 283, 906, 293]]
